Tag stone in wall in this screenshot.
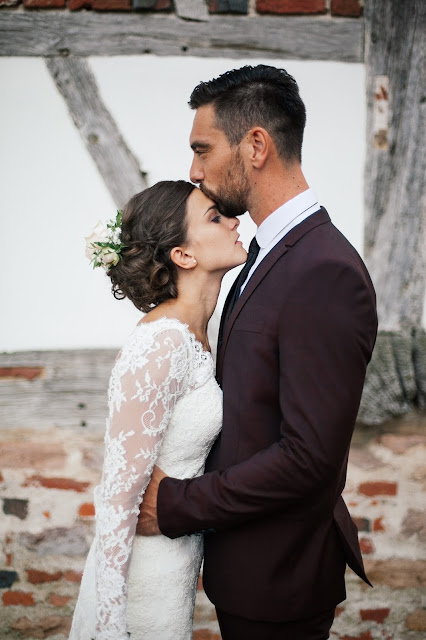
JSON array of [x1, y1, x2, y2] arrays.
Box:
[[19, 527, 89, 557]]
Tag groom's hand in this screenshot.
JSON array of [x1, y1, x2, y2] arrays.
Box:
[[136, 465, 167, 536]]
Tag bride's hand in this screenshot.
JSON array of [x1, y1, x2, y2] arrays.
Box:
[[135, 465, 167, 536]]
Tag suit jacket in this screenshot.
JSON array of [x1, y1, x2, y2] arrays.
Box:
[[157, 209, 378, 621]]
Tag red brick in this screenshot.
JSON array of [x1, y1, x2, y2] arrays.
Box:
[[405, 608, 426, 631], [27, 569, 62, 584], [69, 0, 92, 8], [153, 0, 172, 8], [364, 558, 426, 588], [401, 509, 426, 542], [0, 366, 44, 380], [49, 593, 71, 607], [359, 537, 375, 554], [43, 510, 51, 519], [23, 475, 89, 493], [64, 570, 83, 583], [23, 0, 66, 7], [348, 447, 380, 470], [11, 615, 72, 637], [335, 606, 344, 617], [330, 0, 362, 17], [197, 574, 203, 590], [256, 0, 325, 14], [358, 481, 397, 497], [193, 631, 221, 640], [6, 553, 13, 566], [91, 0, 131, 8], [0, 442, 66, 471], [360, 608, 390, 623], [378, 433, 426, 454], [78, 502, 95, 517], [0, 471, 4, 483], [2, 590, 35, 606], [373, 516, 385, 532], [341, 634, 373, 640]]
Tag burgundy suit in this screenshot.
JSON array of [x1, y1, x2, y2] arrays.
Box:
[[157, 209, 377, 623]]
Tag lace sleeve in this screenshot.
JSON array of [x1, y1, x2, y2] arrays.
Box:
[[94, 326, 191, 640]]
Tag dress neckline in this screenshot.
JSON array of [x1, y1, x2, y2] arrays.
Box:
[[136, 316, 212, 358]]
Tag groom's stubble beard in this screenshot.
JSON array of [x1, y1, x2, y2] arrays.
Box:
[[199, 147, 251, 218]]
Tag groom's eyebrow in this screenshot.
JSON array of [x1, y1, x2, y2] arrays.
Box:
[[190, 141, 210, 150]]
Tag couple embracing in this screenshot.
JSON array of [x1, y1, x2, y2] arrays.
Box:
[[70, 65, 377, 640]]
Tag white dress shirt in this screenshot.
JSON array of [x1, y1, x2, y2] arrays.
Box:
[[240, 188, 320, 293]]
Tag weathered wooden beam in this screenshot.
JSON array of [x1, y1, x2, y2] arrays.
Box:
[[359, 0, 426, 425], [0, 12, 363, 62], [0, 335, 423, 431], [0, 349, 116, 431], [358, 330, 426, 425], [363, 0, 426, 331], [46, 56, 148, 207]]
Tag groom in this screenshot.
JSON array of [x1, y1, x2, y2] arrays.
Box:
[[137, 65, 378, 639]]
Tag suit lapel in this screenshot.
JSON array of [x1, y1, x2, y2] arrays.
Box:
[[216, 208, 330, 381]]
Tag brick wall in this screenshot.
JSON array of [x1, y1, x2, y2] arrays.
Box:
[[0, 0, 363, 16], [1, 358, 426, 638]]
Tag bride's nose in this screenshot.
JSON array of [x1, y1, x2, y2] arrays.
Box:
[[227, 217, 240, 229]]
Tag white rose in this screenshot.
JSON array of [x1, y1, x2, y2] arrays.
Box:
[[101, 248, 120, 268], [85, 221, 109, 261]]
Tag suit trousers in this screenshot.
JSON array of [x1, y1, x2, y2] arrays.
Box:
[[216, 606, 336, 640]]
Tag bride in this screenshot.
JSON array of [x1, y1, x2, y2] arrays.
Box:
[[69, 180, 247, 640]]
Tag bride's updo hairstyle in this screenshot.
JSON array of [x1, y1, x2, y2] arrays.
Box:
[[109, 180, 196, 312]]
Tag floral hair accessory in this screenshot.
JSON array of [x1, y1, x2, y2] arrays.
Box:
[[85, 210, 126, 271]]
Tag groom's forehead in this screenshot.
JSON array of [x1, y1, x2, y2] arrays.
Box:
[[190, 106, 225, 145]]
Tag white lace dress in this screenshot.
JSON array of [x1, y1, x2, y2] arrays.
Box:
[[69, 317, 222, 640]]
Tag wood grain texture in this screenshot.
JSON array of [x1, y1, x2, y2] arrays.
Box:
[[358, 330, 426, 425], [46, 56, 148, 207], [0, 12, 363, 61], [1, 332, 424, 429], [363, 0, 426, 331], [0, 349, 116, 431]]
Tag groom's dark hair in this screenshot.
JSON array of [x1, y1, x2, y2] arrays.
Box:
[[189, 64, 306, 163]]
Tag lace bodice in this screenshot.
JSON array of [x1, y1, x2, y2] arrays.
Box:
[[92, 317, 221, 640]]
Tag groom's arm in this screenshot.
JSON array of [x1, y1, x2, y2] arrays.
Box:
[[142, 261, 377, 539]]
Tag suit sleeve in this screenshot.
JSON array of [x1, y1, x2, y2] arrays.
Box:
[[157, 260, 377, 538]]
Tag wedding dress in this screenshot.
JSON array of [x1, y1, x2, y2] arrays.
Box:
[[69, 317, 222, 640]]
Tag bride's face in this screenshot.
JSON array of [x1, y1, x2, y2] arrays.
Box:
[[184, 188, 247, 274]]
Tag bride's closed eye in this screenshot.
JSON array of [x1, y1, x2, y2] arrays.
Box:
[[211, 214, 222, 223]]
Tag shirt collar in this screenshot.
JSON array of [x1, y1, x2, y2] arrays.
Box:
[[256, 188, 319, 249]]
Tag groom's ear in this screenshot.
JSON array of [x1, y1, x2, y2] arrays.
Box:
[[244, 127, 270, 169], [170, 247, 197, 270]]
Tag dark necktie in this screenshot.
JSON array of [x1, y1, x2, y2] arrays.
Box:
[[226, 236, 260, 319]]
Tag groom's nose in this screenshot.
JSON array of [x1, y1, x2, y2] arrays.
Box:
[[190, 158, 204, 184]]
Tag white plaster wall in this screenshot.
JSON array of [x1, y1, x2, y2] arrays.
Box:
[[0, 54, 400, 352]]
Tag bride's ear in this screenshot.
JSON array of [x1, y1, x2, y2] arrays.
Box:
[[170, 247, 197, 270]]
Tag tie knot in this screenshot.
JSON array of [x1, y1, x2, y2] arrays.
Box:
[[248, 237, 260, 257]]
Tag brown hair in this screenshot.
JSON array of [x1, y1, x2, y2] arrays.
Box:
[[108, 180, 196, 312]]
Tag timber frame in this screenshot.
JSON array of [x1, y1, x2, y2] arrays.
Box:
[[0, 12, 363, 61], [1, 1, 425, 427]]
